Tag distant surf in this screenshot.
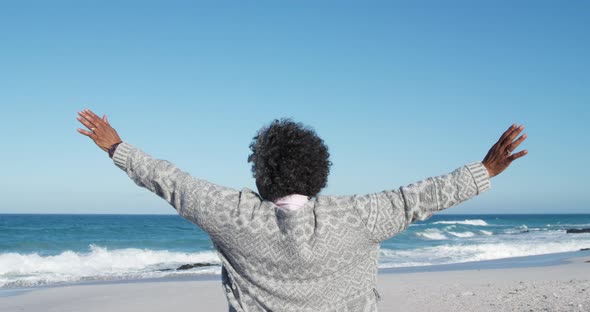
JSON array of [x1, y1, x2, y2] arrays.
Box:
[[432, 219, 489, 226]]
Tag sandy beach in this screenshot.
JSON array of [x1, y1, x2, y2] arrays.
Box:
[[1, 252, 589, 312]]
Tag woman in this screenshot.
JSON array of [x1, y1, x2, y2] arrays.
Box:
[[77, 109, 527, 312]]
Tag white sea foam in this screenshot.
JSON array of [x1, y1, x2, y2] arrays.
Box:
[[480, 230, 493, 236], [379, 238, 590, 269], [447, 231, 475, 238], [0, 245, 220, 288], [432, 219, 488, 226], [416, 229, 448, 240]]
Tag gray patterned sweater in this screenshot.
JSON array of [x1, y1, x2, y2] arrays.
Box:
[[112, 142, 491, 312]]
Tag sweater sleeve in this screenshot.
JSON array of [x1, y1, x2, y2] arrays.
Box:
[[352, 162, 491, 242], [112, 142, 247, 232]]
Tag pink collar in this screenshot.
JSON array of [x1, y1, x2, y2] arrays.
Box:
[[273, 194, 310, 211]]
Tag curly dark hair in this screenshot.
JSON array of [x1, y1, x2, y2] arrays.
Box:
[[248, 118, 332, 201]]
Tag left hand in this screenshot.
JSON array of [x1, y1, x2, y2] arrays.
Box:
[[76, 109, 122, 152], [482, 124, 528, 178]]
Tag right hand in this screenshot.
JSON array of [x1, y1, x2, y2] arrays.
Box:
[[482, 124, 528, 178], [76, 109, 122, 153]]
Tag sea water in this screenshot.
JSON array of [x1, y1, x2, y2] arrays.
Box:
[[1, 214, 589, 288]]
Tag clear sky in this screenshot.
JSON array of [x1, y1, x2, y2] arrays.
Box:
[[0, 1, 588, 214]]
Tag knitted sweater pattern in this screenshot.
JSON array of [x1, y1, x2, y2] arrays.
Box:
[[112, 142, 491, 312]]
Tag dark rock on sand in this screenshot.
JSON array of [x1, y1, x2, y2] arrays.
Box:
[[177, 263, 215, 270]]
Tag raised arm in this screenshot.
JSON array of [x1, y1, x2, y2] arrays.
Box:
[[353, 124, 528, 242], [76, 109, 250, 232]]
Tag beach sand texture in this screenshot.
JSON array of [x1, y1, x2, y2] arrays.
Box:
[[1, 256, 588, 312]]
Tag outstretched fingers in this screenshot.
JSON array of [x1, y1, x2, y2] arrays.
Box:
[[500, 125, 524, 149], [77, 114, 96, 130], [498, 124, 518, 143], [80, 109, 105, 129], [506, 133, 527, 154], [508, 150, 528, 162], [77, 128, 94, 137], [482, 123, 529, 178], [85, 109, 101, 121]]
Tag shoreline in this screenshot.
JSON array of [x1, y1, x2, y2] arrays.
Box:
[[1, 250, 588, 296], [1, 251, 589, 311], [380, 249, 589, 273]]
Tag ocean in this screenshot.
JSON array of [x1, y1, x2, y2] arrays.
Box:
[[1, 214, 589, 288]]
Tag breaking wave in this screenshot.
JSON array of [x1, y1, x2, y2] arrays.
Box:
[[415, 229, 448, 240], [379, 239, 590, 268], [0, 245, 220, 288], [432, 219, 489, 226], [448, 231, 475, 238]]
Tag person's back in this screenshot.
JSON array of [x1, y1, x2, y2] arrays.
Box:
[[77, 109, 527, 311], [211, 192, 382, 311]]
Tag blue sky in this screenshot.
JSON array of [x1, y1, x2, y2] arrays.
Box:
[[0, 1, 588, 214]]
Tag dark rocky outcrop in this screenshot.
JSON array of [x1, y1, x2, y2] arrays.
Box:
[[176, 263, 215, 270], [566, 228, 590, 234]]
